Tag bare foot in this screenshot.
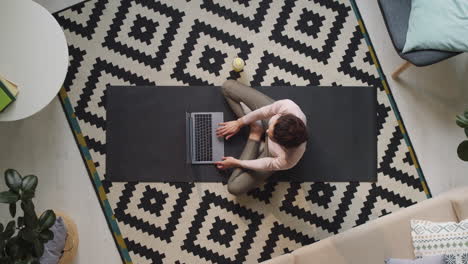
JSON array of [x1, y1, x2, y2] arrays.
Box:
[[248, 122, 264, 141]]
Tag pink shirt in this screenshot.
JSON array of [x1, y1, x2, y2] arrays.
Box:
[[238, 99, 307, 171]]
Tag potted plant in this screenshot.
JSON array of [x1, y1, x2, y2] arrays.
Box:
[[456, 111, 468, 161], [0, 169, 56, 264]]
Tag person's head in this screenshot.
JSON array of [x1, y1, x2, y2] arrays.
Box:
[[267, 114, 308, 148]]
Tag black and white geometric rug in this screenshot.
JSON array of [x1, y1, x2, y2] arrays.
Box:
[[55, 0, 431, 263]]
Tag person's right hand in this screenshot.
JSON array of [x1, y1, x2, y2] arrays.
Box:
[[216, 120, 242, 140]]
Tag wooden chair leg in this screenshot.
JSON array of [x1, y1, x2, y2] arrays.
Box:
[[392, 61, 412, 79]]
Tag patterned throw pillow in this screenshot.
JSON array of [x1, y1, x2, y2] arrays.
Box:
[[444, 253, 468, 264], [411, 219, 468, 257]]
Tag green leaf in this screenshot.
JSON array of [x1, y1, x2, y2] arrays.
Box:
[[20, 228, 37, 242], [21, 175, 38, 193], [0, 191, 20, 204], [38, 210, 56, 231], [4, 221, 15, 239], [5, 169, 22, 193], [0, 239, 5, 255], [38, 230, 53, 242], [32, 239, 44, 258], [21, 200, 34, 213], [17, 217, 24, 228], [458, 140, 468, 161], [22, 258, 38, 264], [457, 115, 468, 128], [21, 258, 40, 264], [14, 256, 34, 264], [5, 237, 19, 258], [20, 190, 35, 201], [15, 240, 28, 259], [21, 201, 38, 229], [4, 258, 14, 264], [9, 203, 16, 218], [465, 127, 468, 138]]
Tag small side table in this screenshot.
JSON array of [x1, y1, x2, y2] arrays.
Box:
[[0, 0, 68, 121]]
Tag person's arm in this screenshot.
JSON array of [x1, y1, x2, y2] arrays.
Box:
[[237, 142, 306, 171], [238, 157, 291, 171], [239, 99, 294, 125]]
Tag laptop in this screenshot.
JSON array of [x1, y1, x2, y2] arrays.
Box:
[[186, 112, 224, 164]]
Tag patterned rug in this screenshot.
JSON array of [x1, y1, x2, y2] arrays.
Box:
[[55, 0, 431, 263]]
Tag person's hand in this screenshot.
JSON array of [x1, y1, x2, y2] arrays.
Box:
[[216, 120, 242, 140], [214, 157, 240, 170]]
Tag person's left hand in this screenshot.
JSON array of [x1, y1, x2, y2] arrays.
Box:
[[216, 120, 242, 140], [214, 157, 240, 170]]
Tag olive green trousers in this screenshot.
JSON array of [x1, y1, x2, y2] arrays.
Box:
[[221, 80, 275, 196]]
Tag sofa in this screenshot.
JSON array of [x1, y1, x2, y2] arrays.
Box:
[[261, 187, 468, 264]]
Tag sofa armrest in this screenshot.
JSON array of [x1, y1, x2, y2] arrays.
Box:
[[291, 190, 460, 264], [261, 253, 294, 264]]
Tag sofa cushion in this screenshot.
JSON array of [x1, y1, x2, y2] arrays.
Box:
[[443, 253, 468, 264], [403, 0, 468, 53], [411, 219, 468, 257], [291, 197, 457, 264]]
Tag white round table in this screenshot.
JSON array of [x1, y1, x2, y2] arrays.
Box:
[[0, 0, 68, 121]]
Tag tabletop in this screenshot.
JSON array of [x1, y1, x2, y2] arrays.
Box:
[[0, 0, 68, 121]]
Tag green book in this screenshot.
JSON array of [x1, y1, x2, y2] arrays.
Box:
[[0, 78, 17, 112], [0, 88, 14, 112]]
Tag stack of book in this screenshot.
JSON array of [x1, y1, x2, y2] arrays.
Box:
[[0, 76, 19, 112]]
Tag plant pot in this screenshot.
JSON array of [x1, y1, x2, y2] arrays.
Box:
[[53, 210, 79, 264]]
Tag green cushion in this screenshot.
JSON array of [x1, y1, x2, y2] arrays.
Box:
[[403, 0, 468, 53]]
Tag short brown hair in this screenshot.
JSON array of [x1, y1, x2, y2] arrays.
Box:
[[273, 114, 308, 148]]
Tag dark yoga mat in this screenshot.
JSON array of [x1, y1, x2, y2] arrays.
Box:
[[106, 86, 376, 182]]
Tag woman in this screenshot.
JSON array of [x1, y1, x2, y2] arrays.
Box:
[[215, 80, 308, 195]]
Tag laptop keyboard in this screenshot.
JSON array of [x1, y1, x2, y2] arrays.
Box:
[[194, 114, 213, 161]]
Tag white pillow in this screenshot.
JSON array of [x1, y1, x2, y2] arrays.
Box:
[[411, 219, 468, 257], [402, 0, 468, 53]]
